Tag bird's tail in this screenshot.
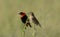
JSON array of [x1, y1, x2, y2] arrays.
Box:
[[38, 23, 41, 27], [26, 23, 32, 27], [26, 19, 32, 28]]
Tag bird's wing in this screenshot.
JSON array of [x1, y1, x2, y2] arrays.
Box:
[[32, 17, 41, 27]]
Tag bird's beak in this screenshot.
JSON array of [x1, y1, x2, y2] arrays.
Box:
[[18, 13, 20, 15], [17, 11, 20, 15]]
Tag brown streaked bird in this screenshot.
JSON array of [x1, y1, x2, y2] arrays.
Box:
[[19, 12, 32, 29], [29, 12, 41, 27]]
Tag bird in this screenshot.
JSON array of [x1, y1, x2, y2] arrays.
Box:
[[18, 12, 32, 29], [29, 12, 41, 27]]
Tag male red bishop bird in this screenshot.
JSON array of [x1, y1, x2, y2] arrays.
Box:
[[19, 12, 32, 29]]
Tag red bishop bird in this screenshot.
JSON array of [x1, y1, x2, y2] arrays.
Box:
[[18, 12, 32, 29]]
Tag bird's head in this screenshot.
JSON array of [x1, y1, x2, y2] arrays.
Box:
[[19, 12, 26, 18], [29, 12, 34, 16]]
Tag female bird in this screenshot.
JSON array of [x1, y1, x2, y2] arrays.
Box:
[[29, 12, 41, 27]]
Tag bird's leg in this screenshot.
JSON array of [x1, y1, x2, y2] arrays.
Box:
[[34, 24, 37, 37], [24, 24, 27, 29], [32, 23, 36, 37]]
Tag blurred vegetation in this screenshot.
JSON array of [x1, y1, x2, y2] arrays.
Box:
[[0, 0, 60, 37]]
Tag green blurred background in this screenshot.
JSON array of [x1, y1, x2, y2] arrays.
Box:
[[0, 0, 60, 37]]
